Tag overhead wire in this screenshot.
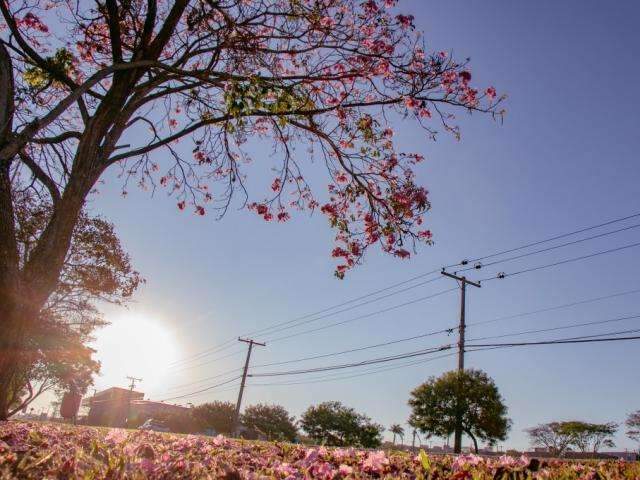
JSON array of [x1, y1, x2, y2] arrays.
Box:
[[265, 287, 458, 343], [453, 222, 640, 274], [467, 287, 640, 327], [255, 276, 444, 340], [252, 324, 457, 369], [479, 241, 640, 282], [158, 376, 242, 402], [444, 211, 640, 269], [163, 211, 640, 390]]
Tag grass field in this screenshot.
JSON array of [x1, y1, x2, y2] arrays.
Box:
[[1, 421, 638, 479]]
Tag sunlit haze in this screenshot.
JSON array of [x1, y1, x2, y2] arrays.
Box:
[[91, 311, 180, 396]]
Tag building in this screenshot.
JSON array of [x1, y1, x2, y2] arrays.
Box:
[[83, 387, 189, 428]]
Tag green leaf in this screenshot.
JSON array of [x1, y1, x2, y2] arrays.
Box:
[[419, 449, 431, 471]]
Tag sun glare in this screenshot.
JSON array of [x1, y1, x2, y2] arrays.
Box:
[[93, 312, 179, 396]]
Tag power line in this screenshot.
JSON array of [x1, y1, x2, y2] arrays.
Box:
[[251, 327, 640, 380], [257, 276, 444, 340], [169, 282, 454, 376], [445, 211, 640, 269], [245, 331, 640, 389], [468, 287, 640, 327], [247, 271, 442, 339], [266, 287, 458, 343], [167, 211, 640, 369], [168, 349, 245, 373], [250, 351, 460, 387], [480, 241, 640, 282], [167, 309, 640, 392], [467, 314, 640, 342], [252, 325, 457, 369], [467, 334, 640, 349], [159, 376, 242, 402], [454, 222, 640, 274], [249, 345, 454, 378], [157, 369, 244, 394], [164, 288, 640, 393], [158, 329, 640, 398], [166, 271, 441, 368], [167, 339, 238, 368]]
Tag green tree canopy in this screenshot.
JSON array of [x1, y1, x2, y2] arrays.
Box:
[[408, 369, 510, 453], [300, 401, 383, 448], [241, 403, 297, 442], [562, 421, 617, 453], [526, 421, 617, 456], [191, 401, 236, 435]]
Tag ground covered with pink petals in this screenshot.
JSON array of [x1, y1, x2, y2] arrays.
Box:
[[1, 422, 638, 479]]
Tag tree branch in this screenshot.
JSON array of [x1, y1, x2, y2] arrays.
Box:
[[33, 132, 82, 144], [105, 0, 124, 63], [18, 150, 61, 205]]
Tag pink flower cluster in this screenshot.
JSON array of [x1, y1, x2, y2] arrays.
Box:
[[2, 422, 638, 479]]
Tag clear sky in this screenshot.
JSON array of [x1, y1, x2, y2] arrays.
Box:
[[35, 1, 640, 450]]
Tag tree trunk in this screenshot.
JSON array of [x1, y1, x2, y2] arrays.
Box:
[[465, 430, 479, 454], [0, 153, 100, 420], [0, 303, 37, 420]]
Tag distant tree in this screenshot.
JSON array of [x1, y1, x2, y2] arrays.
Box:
[[390, 424, 405, 445], [154, 409, 199, 434], [0, 0, 502, 420], [526, 423, 573, 457], [6, 190, 141, 418], [192, 401, 236, 435], [626, 411, 640, 452], [561, 421, 617, 453], [241, 403, 297, 442], [7, 319, 99, 418], [408, 369, 510, 453], [300, 401, 383, 448]]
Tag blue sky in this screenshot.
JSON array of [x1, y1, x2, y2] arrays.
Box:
[[34, 1, 640, 450]]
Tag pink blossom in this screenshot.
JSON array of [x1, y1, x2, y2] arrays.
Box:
[[104, 429, 128, 445], [362, 450, 389, 473], [404, 97, 421, 109], [396, 14, 414, 29]]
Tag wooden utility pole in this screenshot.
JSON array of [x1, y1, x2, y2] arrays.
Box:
[[125, 376, 142, 426], [441, 270, 481, 453], [234, 338, 265, 435]]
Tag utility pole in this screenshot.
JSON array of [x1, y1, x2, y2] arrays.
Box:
[[125, 376, 142, 427], [441, 270, 481, 453], [234, 338, 265, 435]]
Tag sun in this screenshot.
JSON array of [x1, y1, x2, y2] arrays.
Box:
[[92, 312, 179, 396]]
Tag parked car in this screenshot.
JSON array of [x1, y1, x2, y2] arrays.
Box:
[[138, 419, 170, 432]]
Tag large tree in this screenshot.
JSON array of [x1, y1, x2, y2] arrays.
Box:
[[300, 401, 383, 448], [0, 0, 502, 418], [626, 410, 640, 452], [241, 403, 297, 441], [526, 421, 618, 456], [191, 400, 236, 435], [5, 190, 141, 417], [525, 422, 576, 457], [408, 369, 510, 453], [562, 421, 617, 454]]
